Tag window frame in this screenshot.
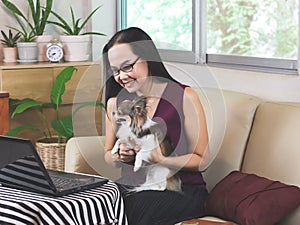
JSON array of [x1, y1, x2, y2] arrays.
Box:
[[117, 0, 299, 75]]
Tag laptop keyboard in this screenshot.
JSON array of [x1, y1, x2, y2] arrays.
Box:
[[50, 175, 89, 189]]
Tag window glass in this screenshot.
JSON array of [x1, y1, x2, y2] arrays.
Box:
[[207, 0, 298, 60], [125, 0, 193, 51]]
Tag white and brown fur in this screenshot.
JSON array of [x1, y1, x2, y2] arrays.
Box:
[[111, 96, 181, 192]]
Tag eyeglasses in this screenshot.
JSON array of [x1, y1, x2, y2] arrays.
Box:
[[110, 57, 140, 77]]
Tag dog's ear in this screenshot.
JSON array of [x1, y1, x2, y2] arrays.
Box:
[[133, 105, 143, 114], [118, 100, 134, 115], [133, 96, 147, 108], [132, 96, 147, 115]]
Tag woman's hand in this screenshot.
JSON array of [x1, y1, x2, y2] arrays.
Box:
[[118, 142, 136, 163]]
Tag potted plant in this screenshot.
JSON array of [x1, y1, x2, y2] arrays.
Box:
[[6, 66, 104, 170], [13, 15, 38, 62], [0, 29, 21, 63], [1, 0, 53, 61], [7, 66, 78, 142], [47, 5, 105, 61]]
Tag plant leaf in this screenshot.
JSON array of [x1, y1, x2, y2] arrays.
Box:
[[28, 0, 37, 25], [1, 0, 26, 20], [50, 66, 77, 109], [6, 125, 40, 137], [82, 32, 106, 36], [78, 5, 102, 33], [43, 102, 56, 109], [9, 98, 33, 106], [39, 0, 53, 35], [52, 116, 73, 140], [73, 101, 105, 115], [11, 99, 43, 118], [47, 8, 73, 35]]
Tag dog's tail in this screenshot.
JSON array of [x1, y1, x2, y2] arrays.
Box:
[[166, 173, 182, 192]]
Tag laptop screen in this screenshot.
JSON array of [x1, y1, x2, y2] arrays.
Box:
[[0, 136, 55, 194]]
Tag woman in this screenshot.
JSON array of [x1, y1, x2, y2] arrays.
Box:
[[103, 27, 209, 225]]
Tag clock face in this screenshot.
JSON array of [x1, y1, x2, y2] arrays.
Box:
[[46, 44, 64, 62]]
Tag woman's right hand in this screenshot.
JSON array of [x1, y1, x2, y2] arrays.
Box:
[[118, 142, 136, 163]]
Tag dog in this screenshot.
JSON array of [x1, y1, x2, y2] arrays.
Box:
[[111, 96, 181, 192]]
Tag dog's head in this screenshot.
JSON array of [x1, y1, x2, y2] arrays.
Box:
[[113, 96, 148, 136]]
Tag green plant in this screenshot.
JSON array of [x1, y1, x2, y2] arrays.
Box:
[[0, 29, 21, 47], [6, 66, 104, 143], [6, 12, 36, 42], [2, 0, 53, 41], [47, 5, 105, 36]]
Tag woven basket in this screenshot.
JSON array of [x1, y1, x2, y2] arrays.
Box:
[[36, 138, 67, 171]]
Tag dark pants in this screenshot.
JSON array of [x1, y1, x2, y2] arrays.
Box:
[[121, 184, 208, 225]]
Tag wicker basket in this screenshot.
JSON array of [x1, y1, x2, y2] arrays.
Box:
[[36, 138, 66, 171]]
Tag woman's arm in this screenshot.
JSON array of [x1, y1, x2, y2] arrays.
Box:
[[104, 97, 119, 166], [150, 87, 209, 171]]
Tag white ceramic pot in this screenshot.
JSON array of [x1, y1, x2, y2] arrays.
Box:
[[17, 42, 38, 62], [3, 47, 18, 63], [60, 35, 90, 61], [36, 35, 53, 62]]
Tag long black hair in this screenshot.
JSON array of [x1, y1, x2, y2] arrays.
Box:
[[102, 27, 178, 107]]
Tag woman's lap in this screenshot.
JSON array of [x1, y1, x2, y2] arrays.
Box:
[[122, 185, 208, 225]]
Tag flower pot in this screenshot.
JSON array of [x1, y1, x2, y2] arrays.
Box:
[[3, 47, 18, 63], [60, 35, 90, 61], [17, 42, 38, 63], [36, 35, 53, 62], [36, 137, 67, 171]]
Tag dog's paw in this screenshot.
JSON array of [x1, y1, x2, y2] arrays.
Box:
[[133, 165, 141, 172], [134, 158, 143, 172], [111, 148, 118, 155], [111, 140, 120, 155]]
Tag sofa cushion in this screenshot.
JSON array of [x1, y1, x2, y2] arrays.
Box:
[[199, 89, 261, 191], [205, 171, 300, 225], [241, 102, 300, 224]]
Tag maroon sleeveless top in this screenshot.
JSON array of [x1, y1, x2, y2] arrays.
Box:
[[116, 82, 206, 187]]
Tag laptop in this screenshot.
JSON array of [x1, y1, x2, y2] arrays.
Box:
[[0, 136, 108, 196]]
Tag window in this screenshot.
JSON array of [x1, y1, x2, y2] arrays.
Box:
[[122, 0, 192, 51], [119, 0, 299, 74]]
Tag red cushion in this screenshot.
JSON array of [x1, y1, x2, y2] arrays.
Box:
[[205, 171, 300, 225]]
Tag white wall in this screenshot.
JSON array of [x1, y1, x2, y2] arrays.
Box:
[[0, 0, 85, 35], [91, 0, 117, 61], [1, 0, 300, 103], [166, 63, 300, 102]]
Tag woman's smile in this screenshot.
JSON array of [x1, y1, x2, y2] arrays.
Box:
[[123, 79, 136, 89]]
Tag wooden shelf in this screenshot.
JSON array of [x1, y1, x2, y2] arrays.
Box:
[[0, 61, 103, 140], [0, 61, 101, 70]]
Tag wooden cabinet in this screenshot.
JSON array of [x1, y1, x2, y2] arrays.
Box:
[[0, 91, 9, 135], [0, 62, 103, 140]]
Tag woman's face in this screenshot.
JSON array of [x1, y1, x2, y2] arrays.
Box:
[[108, 43, 149, 94]]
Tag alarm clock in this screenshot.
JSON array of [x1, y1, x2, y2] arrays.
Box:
[[46, 42, 64, 63]]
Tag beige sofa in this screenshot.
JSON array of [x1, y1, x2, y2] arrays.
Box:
[[65, 88, 300, 225]]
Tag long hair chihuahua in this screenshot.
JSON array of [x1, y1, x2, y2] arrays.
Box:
[[111, 96, 181, 192]]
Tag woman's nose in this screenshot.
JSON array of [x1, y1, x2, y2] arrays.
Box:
[[119, 71, 129, 80]]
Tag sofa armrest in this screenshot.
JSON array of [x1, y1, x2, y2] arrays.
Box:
[[65, 136, 121, 180]]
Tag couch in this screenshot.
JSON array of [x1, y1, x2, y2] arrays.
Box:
[[65, 88, 300, 225]]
